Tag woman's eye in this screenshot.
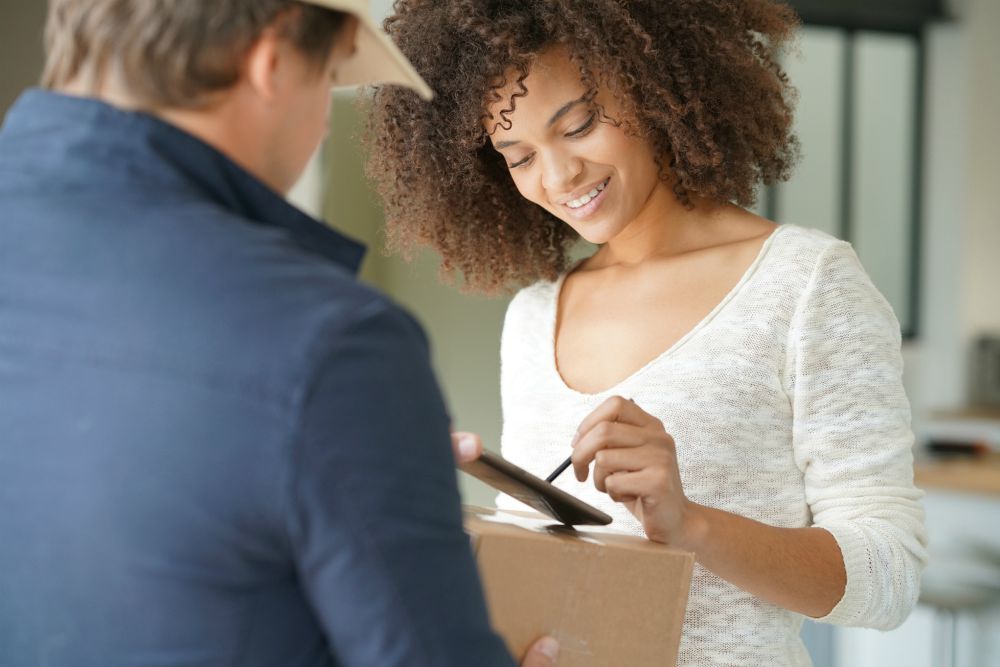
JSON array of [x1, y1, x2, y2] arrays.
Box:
[[566, 114, 596, 137], [509, 154, 534, 169]]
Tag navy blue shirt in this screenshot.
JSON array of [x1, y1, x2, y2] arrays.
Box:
[[0, 90, 513, 667]]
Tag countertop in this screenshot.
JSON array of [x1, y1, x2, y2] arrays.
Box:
[[914, 453, 1000, 497]]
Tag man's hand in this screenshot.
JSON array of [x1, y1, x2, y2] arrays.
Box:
[[450, 433, 560, 664], [451, 431, 484, 464], [521, 636, 559, 666]]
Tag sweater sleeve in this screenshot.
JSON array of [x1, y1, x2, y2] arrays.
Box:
[[789, 241, 928, 630]]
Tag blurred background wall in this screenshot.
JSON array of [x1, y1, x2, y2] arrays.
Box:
[[2, 1, 998, 665], [0, 1, 47, 113]]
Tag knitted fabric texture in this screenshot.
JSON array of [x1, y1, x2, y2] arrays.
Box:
[[496, 224, 928, 666]]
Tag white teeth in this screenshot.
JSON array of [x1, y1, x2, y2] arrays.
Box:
[[566, 179, 609, 209]]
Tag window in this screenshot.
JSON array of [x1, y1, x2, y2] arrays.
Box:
[[760, 1, 947, 339]]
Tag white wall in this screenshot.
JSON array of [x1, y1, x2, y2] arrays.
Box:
[[901, 21, 969, 424], [903, 0, 1000, 423], [960, 0, 1000, 341]]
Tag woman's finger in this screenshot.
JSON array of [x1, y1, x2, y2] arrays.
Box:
[[571, 421, 649, 482], [604, 468, 664, 504], [591, 446, 661, 492], [571, 396, 657, 448]]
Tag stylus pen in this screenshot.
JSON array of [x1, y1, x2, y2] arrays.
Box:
[[545, 455, 573, 483], [547, 397, 632, 483]]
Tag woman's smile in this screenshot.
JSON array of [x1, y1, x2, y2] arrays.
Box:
[[560, 177, 611, 220]]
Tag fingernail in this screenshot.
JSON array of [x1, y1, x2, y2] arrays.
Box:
[[458, 436, 478, 459], [535, 636, 559, 661]]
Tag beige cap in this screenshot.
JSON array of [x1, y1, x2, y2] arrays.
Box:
[[300, 0, 433, 100]]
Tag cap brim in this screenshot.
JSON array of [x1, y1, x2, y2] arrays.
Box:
[[334, 14, 433, 100]]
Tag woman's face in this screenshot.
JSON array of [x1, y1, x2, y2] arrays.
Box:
[[486, 47, 666, 245]]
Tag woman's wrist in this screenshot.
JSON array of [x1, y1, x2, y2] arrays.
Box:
[[674, 500, 710, 552]]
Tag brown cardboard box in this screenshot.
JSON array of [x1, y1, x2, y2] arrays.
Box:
[[464, 506, 694, 667]]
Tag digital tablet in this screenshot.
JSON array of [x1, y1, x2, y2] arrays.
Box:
[[459, 450, 613, 526]]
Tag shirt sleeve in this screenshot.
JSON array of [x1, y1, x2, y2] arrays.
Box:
[[789, 241, 928, 630], [285, 298, 514, 666]]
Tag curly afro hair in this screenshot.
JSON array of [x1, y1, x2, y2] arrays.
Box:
[[365, 0, 800, 293]]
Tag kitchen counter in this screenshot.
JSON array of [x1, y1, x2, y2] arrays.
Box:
[[914, 453, 1000, 497]]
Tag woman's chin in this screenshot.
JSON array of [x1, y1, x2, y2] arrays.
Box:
[[571, 222, 619, 246]]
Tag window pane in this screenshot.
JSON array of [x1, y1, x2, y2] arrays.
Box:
[[852, 33, 917, 332], [778, 26, 846, 238]]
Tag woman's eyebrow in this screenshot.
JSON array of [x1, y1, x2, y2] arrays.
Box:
[[546, 96, 587, 128], [493, 95, 589, 150]]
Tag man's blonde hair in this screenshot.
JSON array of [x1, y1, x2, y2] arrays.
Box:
[[42, 0, 347, 108]]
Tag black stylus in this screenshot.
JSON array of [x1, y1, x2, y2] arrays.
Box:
[[545, 455, 573, 483], [546, 396, 633, 483]]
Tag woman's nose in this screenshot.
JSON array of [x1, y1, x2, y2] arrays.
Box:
[[540, 149, 584, 194]]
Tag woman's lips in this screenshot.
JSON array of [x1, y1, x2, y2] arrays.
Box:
[[562, 177, 611, 220]]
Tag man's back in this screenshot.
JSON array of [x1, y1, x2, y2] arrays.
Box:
[[0, 91, 511, 667]]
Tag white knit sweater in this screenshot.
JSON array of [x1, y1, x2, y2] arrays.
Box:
[[496, 224, 928, 666]]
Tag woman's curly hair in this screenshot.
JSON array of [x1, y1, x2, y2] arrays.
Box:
[[365, 0, 800, 293]]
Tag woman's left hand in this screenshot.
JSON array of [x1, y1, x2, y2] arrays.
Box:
[[571, 396, 695, 545]]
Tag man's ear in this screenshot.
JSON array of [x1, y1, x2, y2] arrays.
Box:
[[244, 27, 284, 103]]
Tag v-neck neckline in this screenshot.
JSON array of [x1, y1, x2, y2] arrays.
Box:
[[546, 224, 789, 398]]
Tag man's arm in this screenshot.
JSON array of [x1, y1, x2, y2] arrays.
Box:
[[285, 299, 513, 666]]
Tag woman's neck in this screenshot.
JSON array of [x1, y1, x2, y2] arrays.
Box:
[[588, 182, 726, 270]]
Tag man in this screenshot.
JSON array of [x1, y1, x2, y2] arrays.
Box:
[[0, 1, 557, 665]]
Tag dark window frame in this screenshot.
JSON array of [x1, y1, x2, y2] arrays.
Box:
[[787, 0, 947, 33]]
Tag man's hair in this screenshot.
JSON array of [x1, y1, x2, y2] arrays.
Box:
[[42, 0, 348, 109]]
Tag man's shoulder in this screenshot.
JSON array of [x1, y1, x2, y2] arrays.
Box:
[[5, 187, 422, 407], [172, 212, 423, 393]]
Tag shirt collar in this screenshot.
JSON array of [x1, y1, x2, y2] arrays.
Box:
[[2, 89, 366, 275]]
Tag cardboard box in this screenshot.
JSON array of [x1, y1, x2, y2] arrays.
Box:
[[464, 506, 694, 666]]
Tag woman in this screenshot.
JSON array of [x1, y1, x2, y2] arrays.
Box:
[[367, 1, 928, 664]]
